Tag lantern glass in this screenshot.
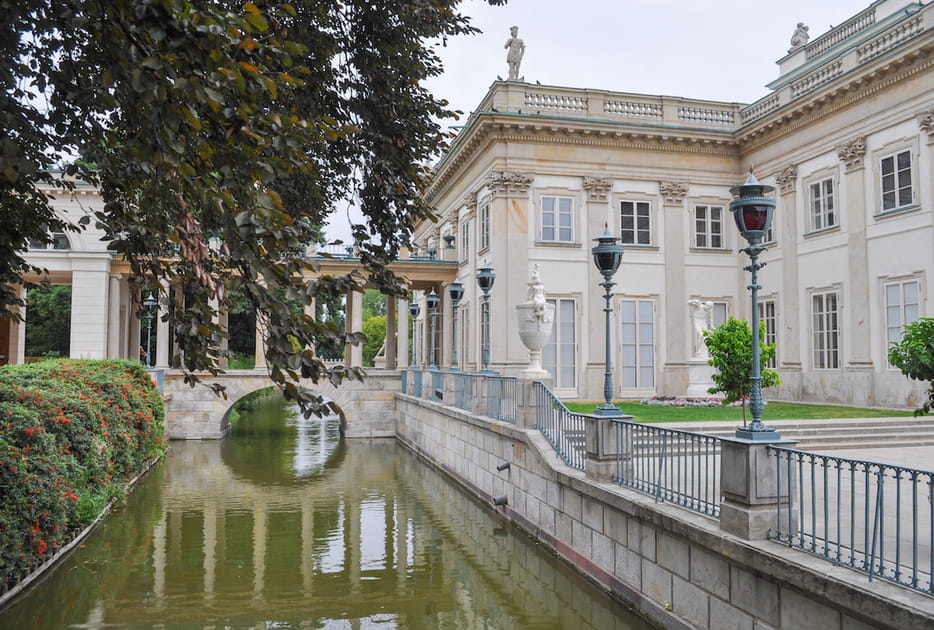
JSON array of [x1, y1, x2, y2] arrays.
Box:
[[426, 288, 440, 311], [448, 281, 464, 304], [408, 300, 420, 318], [476, 267, 495, 293]]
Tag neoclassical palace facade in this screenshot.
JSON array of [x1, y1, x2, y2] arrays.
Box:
[[412, 0, 934, 408]]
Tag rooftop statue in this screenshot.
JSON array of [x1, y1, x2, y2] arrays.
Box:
[[505, 26, 525, 81], [789, 22, 810, 51]]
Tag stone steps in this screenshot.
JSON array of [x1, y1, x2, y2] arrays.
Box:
[[642, 416, 934, 452]]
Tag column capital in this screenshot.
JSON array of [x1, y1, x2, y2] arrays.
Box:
[[583, 176, 612, 201], [837, 136, 867, 172], [658, 181, 689, 205], [486, 170, 533, 197], [919, 109, 934, 144], [462, 191, 477, 214], [774, 164, 798, 194]]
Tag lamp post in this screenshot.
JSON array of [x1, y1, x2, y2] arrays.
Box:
[[592, 227, 625, 417], [730, 171, 780, 441], [476, 266, 496, 374], [448, 281, 464, 371], [143, 292, 157, 368], [426, 288, 440, 370], [408, 299, 420, 368]]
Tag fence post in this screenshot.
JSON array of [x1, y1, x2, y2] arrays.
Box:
[[720, 436, 798, 539], [585, 414, 632, 482], [516, 377, 545, 428]]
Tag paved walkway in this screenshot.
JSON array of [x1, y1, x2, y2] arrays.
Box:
[[828, 445, 934, 471]]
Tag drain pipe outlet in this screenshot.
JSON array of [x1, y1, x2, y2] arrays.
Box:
[[493, 495, 508, 506], [496, 462, 511, 472]]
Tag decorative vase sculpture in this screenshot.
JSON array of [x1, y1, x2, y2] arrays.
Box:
[[515, 265, 555, 378]]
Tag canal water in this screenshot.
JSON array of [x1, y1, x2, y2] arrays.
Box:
[[0, 398, 653, 629]]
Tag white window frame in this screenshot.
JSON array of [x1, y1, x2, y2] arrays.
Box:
[[539, 195, 574, 243], [884, 278, 921, 368], [758, 298, 778, 369], [620, 298, 655, 392], [809, 177, 836, 231], [479, 202, 491, 252], [879, 149, 913, 213], [543, 297, 577, 392], [693, 204, 725, 249], [812, 290, 840, 370], [619, 200, 652, 246]]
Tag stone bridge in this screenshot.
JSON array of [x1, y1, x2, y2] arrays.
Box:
[[162, 368, 401, 440]]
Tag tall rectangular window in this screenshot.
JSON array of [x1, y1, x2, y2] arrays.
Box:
[[460, 306, 470, 367], [758, 299, 777, 368], [812, 291, 839, 369], [620, 200, 651, 245], [620, 299, 654, 389], [460, 220, 470, 262], [479, 203, 490, 251], [543, 298, 576, 389], [809, 178, 835, 231], [540, 196, 573, 242], [885, 280, 920, 366], [694, 205, 723, 249], [880, 150, 912, 212]]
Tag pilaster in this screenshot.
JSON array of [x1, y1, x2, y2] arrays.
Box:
[[385, 294, 397, 369], [774, 164, 802, 375], [836, 136, 873, 368], [660, 181, 690, 394]]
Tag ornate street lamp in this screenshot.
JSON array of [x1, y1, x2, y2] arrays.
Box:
[[730, 171, 780, 440], [448, 281, 464, 371], [476, 266, 496, 374], [591, 227, 625, 417], [408, 299, 420, 368], [143, 292, 157, 368], [426, 288, 440, 370]]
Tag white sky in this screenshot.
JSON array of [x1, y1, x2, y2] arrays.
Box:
[[324, 0, 872, 242]]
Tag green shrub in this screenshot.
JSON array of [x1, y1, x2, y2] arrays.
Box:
[[889, 317, 934, 416], [0, 359, 166, 589]]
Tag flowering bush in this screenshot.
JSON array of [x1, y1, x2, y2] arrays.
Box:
[[0, 359, 165, 591], [640, 396, 745, 408]]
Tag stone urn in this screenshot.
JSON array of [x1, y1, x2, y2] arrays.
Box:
[[515, 265, 555, 378]]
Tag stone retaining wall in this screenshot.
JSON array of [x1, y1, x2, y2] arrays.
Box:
[[395, 393, 934, 630]]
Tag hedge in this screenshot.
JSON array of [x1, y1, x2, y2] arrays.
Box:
[[0, 359, 166, 591]]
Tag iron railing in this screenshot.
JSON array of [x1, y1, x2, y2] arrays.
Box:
[[400, 369, 407, 395], [486, 375, 517, 423], [533, 382, 585, 471], [451, 371, 475, 412], [430, 369, 444, 402], [768, 446, 933, 595], [411, 368, 423, 398], [613, 422, 721, 519]]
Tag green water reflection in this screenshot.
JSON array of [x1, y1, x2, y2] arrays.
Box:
[[0, 398, 652, 629]]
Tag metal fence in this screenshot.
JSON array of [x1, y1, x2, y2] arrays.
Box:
[[430, 369, 444, 402], [485, 375, 517, 423], [768, 446, 933, 595], [411, 369, 423, 398], [611, 422, 722, 519], [451, 371, 476, 412], [400, 369, 408, 395], [533, 382, 585, 471]]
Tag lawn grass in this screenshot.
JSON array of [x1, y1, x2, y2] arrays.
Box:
[[562, 401, 915, 423]]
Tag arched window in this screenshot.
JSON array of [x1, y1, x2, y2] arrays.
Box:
[[27, 229, 70, 250]]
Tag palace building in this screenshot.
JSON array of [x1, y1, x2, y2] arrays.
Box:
[[411, 0, 934, 408]]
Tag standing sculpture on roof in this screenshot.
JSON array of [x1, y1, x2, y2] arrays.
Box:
[[789, 22, 810, 51], [505, 26, 525, 81]]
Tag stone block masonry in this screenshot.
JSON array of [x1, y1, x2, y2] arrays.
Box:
[[395, 393, 934, 630]]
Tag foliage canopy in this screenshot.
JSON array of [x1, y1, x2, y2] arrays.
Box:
[[2, 0, 503, 414], [704, 317, 780, 423], [888, 317, 934, 416]]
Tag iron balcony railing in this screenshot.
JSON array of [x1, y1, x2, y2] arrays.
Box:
[[768, 446, 933, 596], [612, 421, 721, 519], [485, 375, 517, 424], [533, 382, 585, 471]]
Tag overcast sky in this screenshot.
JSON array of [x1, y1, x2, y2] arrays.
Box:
[[324, 0, 871, 242]]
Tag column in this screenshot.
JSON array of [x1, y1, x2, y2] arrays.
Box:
[[837, 137, 874, 403], [775, 165, 803, 396], [69, 256, 111, 359], [660, 181, 690, 394], [396, 298, 410, 368], [252, 500, 267, 601], [349, 290, 363, 367], [254, 312, 267, 370], [440, 287, 452, 368], [107, 274, 122, 358], [155, 287, 170, 368], [385, 294, 397, 369], [11, 286, 25, 364]]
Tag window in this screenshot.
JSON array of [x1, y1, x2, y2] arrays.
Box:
[[620, 201, 651, 245], [711, 302, 728, 328], [758, 299, 777, 368], [460, 220, 470, 262], [479, 203, 490, 251], [812, 291, 839, 369], [694, 205, 724, 249], [620, 299, 654, 389], [27, 230, 70, 250], [885, 279, 920, 366], [809, 178, 836, 231], [460, 306, 470, 367], [880, 150, 912, 212], [540, 196, 573, 242], [543, 298, 576, 389]]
